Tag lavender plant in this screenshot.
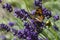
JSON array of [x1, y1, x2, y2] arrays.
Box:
[[0, 0, 60, 40]]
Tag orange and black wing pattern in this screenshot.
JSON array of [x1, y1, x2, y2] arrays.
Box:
[[35, 8, 45, 22]]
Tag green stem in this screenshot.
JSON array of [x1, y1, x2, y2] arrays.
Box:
[[41, 30, 52, 40], [49, 27, 59, 40]]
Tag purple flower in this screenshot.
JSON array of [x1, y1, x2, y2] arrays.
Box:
[[24, 22, 30, 29], [8, 22, 14, 27], [31, 10, 36, 15], [35, 21, 45, 27], [53, 25, 59, 31], [31, 32, 38, 40], [24, 28, 29, 35], [45, 38, 48, 40], [53, 15, 59, 21], [11, 28, 18, 36], [9, 19, 42, 40], [0, 23, 10, 32], [34, 0, 42, 7], [13, 38, 17, 40], [17, 30, 24, 38], [24, 21, 35, 32], [2, 3, 13, 12], [42, 6, 52, 19], [30, 19, 37, 27], [38, 38, 43, 40], [0, 35, 6, 40], [14, 9, 29, 20], [26, 37, 31, 40]]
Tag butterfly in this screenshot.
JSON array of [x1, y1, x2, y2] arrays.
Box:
[[33, 8, 45, 22]]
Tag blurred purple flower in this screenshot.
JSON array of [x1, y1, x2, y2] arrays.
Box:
[[42, 6, 52, 19], [14, 9, 29, 20], [0, 23, 10, 32], [53, 25, 59, 31], [11, 28, 18, 36], [13, 38, 17, 40], [34, 0, 42, 7], [8, 22, 14, 27], [2, 3, 13, 12], [0, 0, 2, 3], [0, 35, 6, 40], [26, 37, 31, 40], [53, 15, 59, 21], [31, 10, 36, 15]]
